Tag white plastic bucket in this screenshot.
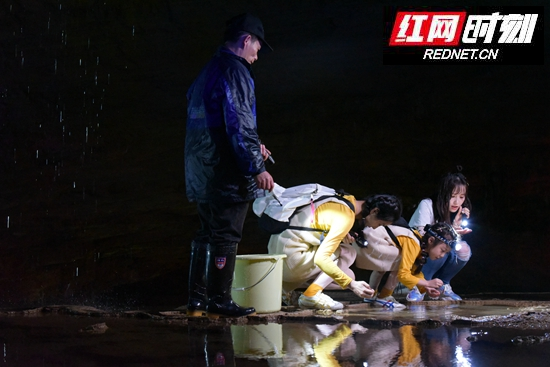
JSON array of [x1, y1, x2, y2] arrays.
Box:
[[231, 324, 284, 358], [231, 254, 286, 313]]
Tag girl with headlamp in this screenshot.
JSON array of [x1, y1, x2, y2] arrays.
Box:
[[355, 221, 464, 307], [397, 222, 460, 301]]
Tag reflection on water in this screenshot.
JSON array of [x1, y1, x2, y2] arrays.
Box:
[[234, 323, 474, 367], [1, 314, 549, 366], [231, 322, 550, 367]]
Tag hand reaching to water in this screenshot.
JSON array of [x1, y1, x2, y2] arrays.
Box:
[[426, 287, 441, 298], [426, 278, 443, 289], [349, 280, 375, 298]]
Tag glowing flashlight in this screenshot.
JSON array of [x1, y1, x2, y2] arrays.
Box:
[[460, 211, 469, 227], [454, 240, 464, 251]]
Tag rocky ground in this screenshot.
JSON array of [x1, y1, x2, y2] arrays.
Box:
[[3, 299, 549, 332]]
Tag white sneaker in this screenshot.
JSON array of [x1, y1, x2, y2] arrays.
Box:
[[406, 286, 425, 302], [373, 295, 406, 310], [440, 284, 462, 301], [298, 291, 344, 310]]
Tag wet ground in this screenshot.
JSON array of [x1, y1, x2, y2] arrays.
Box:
[[0, 2, 548, 365], [1, 295, 549, 366]]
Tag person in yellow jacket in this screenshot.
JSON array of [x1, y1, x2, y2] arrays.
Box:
[[396, 222, 460, 301], [268, 194, 402, 310], [360, 221, 460, 304]]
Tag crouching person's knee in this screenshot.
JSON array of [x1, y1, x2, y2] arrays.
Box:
[[456, 241, 471, 262]]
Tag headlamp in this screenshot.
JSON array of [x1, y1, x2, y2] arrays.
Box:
[[426, 227, 460, 250]]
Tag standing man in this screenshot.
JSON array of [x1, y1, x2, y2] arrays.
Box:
[[185, 13, 275, 318]]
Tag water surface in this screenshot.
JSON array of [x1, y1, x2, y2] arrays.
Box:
[[1, 312, 548, 366]]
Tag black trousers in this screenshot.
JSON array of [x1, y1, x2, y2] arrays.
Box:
[[194, 201, 249, 246]]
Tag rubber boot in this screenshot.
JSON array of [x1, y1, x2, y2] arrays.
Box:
[[205, 243, 256, 318], [187, 240, 208, 316], [205, 326, 235, 366], [188, 326, 208, 367]]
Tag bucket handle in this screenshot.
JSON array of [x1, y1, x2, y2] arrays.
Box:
[[232, 258, 278, 292]]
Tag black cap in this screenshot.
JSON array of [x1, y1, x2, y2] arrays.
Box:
[[225, 13, 273, 52]]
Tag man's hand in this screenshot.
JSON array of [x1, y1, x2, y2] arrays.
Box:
[[349, 280, 375, 298], [254, 171, 274, 192], [260, 144, 272, 162]]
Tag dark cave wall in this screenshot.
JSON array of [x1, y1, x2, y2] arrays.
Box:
[[0, 1, 548, 308]]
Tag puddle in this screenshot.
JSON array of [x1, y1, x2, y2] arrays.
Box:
[[344, 302, 550, 324], [1, 301, 549, 366], [243, 323, 487, 366]]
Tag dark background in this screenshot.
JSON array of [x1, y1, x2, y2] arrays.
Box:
[[0, 0, 548, 310]]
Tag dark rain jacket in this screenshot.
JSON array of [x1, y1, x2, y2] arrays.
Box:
[[185, 47, 266, 203]]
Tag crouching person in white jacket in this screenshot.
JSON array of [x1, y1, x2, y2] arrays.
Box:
[[268, 194, 402, 310]]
